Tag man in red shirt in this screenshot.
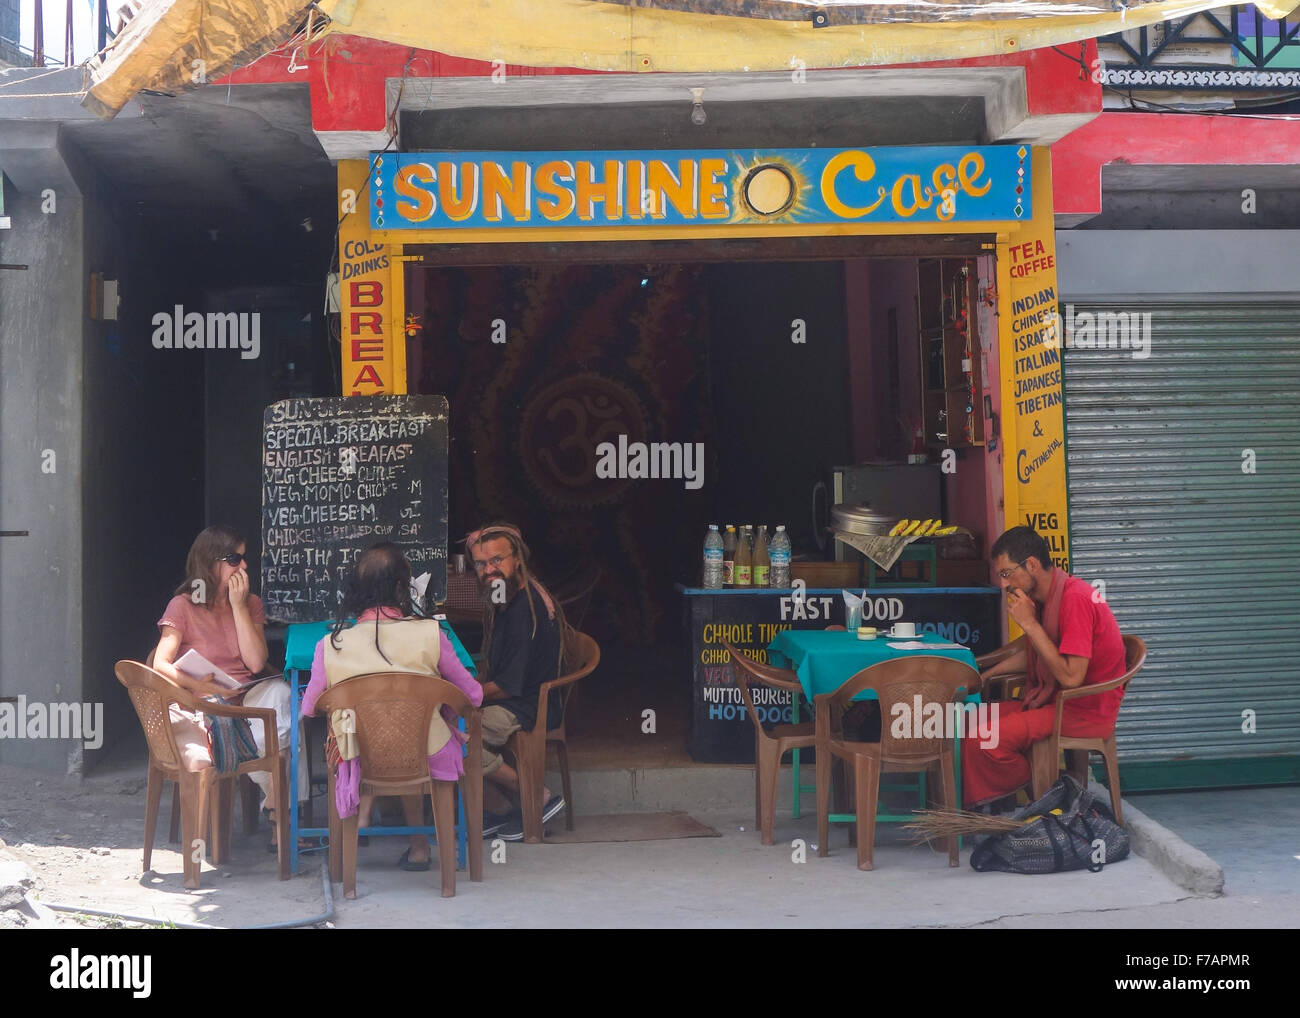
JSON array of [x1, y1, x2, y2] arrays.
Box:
[[963, 526, 1127, 807]]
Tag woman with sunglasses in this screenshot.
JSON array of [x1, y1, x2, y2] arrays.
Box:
[[152, 524, 303, 840]]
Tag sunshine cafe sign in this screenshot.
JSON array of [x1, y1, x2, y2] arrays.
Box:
[[370, 146, 1030, 232]]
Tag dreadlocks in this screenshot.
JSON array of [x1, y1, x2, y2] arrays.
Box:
[[465, 522, 574, 676]]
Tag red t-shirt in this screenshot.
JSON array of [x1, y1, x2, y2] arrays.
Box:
[[158, 594, 266, 682], [1055, 575, 1127, 727]]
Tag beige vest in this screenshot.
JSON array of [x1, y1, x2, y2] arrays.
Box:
[[322, 618, 449, 758]]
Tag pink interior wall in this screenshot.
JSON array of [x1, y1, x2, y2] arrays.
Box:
[[869, 259, 920, 457], [844, 256, 1001, 562]]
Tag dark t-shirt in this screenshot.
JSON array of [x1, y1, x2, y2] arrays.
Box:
[[487, 588, 562, 731]]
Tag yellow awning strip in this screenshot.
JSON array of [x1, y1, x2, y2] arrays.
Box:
[[318, 0, 1299, 72]]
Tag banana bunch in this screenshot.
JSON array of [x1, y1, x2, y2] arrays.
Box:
[[888, 518, 960, 538]]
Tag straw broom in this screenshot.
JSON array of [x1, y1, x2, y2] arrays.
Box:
[[903, 808, 1028, 842]]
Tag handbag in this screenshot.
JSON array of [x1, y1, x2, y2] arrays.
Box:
[[207, 700, 261, 774], [970, 774, 1129, 874]]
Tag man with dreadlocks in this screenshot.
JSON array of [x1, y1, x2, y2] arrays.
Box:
[[466, 522, 570, 841]]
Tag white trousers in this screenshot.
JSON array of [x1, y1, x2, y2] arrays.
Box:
[[242, 679, 309, 809]]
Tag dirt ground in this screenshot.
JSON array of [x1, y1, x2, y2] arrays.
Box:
[[0, 761, 331, 929]]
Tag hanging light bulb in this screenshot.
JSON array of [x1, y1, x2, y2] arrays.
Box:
[[690, 87, 706, 126]]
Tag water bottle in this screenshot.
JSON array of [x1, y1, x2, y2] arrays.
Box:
[[770, 524, 792, 588], [702, 524, 724, 588]]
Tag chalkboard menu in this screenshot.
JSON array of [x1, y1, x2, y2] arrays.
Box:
[[261, 395, 449, 623]]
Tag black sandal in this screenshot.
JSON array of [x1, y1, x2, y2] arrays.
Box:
[[397, 848, 431, 871]]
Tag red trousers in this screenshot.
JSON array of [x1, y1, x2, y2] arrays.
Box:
[[962, 701, 1113, 807]]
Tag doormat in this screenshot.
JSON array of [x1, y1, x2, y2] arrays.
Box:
[[543, 812, 720, 844]]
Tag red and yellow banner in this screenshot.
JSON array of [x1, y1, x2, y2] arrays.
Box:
[[339, 161, 406, 396]]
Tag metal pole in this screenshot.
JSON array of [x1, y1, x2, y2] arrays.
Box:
[[33, 0, 45, 67], [64, 0, 73, 65]]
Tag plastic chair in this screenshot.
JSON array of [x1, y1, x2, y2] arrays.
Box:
[[142, 649, 261, 851], [974, 636, 1027, 701], [815, 655, 978, 870], [1028, 635, 1147, 824], [722, 639, 815, 845], [114, 660, 289, 889], [316, 671, 483, 899], [507, 630, 600, 843]]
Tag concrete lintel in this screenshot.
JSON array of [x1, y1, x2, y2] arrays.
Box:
[[316, 128, 393, 164], [306, 66, 1104, 160], [387, 67, 1027, 111], [1057, 229, 1300, 298], [0, 121, 97, 196]]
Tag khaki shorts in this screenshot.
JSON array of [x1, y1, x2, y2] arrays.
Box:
[[481, 704, 523, 776]]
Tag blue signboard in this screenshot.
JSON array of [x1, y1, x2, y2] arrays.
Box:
[[370, 145, 1031, 231]]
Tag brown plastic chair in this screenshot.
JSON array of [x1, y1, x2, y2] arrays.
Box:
[[114, 660, 289, 889], [507, 630, 600, 844], [815, 655, 979, 870], [974, 636, 1027, 701], [316, 671, 483, 899], [1028, 635, 1147, 824], [143, 649, 262, 852], [722, 640, 815, 845]]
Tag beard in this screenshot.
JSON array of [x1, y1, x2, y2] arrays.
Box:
[[479, 569, 524, 602]]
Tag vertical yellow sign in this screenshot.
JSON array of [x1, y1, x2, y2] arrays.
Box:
[[338, 160, 407, 395], [997, 147, 1069, 573]]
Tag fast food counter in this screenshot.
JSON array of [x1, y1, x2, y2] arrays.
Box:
[[676, 584, 1000, 763]]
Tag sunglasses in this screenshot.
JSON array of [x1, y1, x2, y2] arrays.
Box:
[[218, 552, 247, 566]]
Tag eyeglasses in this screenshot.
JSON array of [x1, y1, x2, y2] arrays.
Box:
[[996, 560, 1027, 580], [219, 552, 247, 566], [472, 553, 514, 573]]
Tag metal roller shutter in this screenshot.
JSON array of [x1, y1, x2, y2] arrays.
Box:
[[1062, 301, 1300, 778]]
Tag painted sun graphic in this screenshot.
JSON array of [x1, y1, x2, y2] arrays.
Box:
[[730, 153, 813, 224]]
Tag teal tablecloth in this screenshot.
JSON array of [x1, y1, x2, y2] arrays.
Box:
[[767, 629, 978, 702], [284, 617, 477, 676]]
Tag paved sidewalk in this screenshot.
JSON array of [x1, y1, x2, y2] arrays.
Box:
[[4, 757, 1297, 928]]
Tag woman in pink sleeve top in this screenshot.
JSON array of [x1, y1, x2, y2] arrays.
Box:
[[301, 543, 482, 872], [153, 524, 303, 843]]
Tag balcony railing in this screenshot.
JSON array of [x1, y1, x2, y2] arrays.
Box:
[[1102, 4, 1300, 90]]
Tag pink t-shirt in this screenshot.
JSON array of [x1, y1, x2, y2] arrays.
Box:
[[158, 594, 266, 681]]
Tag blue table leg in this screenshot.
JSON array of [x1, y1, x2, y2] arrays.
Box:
[[289, 668, 300, 875]]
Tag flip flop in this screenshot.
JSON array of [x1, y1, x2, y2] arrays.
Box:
[[397, 848, 431, 872]]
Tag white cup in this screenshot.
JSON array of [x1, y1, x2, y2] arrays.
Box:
[[890, 622, 917, 638]]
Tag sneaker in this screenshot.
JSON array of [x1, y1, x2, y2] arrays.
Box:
[[497, 809, 526, 841], [500, 796, 565, 841], [540, 793, 566, 825], [482, 810, 512, 839]]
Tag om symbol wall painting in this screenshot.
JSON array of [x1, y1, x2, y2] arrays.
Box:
[[518, 373, 650, 508]]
